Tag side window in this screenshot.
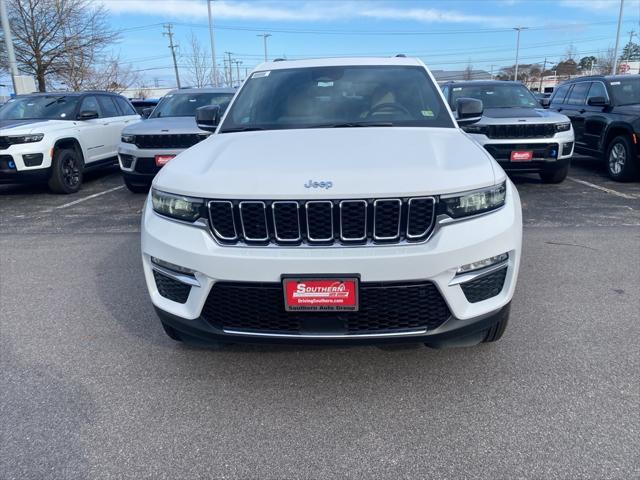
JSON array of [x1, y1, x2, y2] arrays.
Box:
[[587, 82, 608, 102], [441, 85, 449, 103], [115, 96, 137, 116], [98, 96, 120, 117], [551, 85, 570, 104], [79, 96, 101, 117], [566, 82, 590, 106]]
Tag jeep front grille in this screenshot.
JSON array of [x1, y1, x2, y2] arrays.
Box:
[[487, 123, 555, 139], [133, 133, 208, 149], [207, 197, 436, 246]]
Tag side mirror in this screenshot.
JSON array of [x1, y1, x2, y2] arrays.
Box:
[[78, 110, 99, 120], [141, 107, 154, 118], [455, 98, 483, 126], [587, 96, 609, 107], [196, 104, 221, 132], [539, 98, 551, 108]]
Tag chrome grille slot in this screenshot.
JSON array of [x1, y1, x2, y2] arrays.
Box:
[[207, 196, 436, 247], [208, 200, 237, 241], [339, 200, 367, 242], [239, 201, 269, 242], [305, 201, 334, 243], [406, 197, 436, 239], [272, 201, 301, 242], [373, 199, 402, 241]]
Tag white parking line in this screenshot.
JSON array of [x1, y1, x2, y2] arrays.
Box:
[[54, 185, 125, 209], [567, 177, 639, 200]]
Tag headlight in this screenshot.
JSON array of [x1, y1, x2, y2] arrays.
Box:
[[555, 122, 571, 132], [121, 134, 136, 143], [151, 189, 203, 222], [441, 182, 506, 218], [7, 133, 44, 144]]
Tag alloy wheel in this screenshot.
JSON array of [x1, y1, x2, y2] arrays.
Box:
[[62, 156, 80, 188], [609, 143, 626, 176]]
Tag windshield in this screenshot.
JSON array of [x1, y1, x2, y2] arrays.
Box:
[[150, 92, 234, 118], [609, 78, 640, 106], [450, 83, 538, 109], [0, 95, 79, 120], [219, 65, 453, 132]]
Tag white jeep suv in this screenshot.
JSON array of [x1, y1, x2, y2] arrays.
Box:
[[142, 57, 522, 348], [0, 91, 140, 193]]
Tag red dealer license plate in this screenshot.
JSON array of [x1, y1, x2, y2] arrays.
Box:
[[282, 277, 359, 312], [155, 154, 175, 167], [510, 150, 533, 162]]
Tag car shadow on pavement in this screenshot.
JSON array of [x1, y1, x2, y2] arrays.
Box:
[[0, 165, 120, 196]]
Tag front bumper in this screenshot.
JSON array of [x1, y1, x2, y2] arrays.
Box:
[[141, 182, 522, 343], [469, 129, 574, 173], [118, 144, 185, 185]]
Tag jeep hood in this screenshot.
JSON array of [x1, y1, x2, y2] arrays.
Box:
[[477, 107, 568, 125], [0, 119, 62, 134], [153, 127, 500, 199], [123, 116, 203, 135]]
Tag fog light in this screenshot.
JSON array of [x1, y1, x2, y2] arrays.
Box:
[[151, 257, 196, 276], [456, 253, 508, 274]]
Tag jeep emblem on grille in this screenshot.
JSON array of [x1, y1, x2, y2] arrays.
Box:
[[304, 180, 333, 189]]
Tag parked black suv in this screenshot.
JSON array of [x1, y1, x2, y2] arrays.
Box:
[[549, 75, 640, 181]]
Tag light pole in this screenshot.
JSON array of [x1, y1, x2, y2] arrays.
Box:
[[513, 27, 528, 82], [257, 33, 272, 62], [207, 0, 217, 86], [612, 0, 625, 75]]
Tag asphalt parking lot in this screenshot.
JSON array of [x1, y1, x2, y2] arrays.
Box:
[[1, 156, 639, 479]]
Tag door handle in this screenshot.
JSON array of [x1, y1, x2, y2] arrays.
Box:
[[579, 109, 586, 114], [557, 108, 563, 112]]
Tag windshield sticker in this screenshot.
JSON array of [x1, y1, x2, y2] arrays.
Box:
[[252, 71, 270, 78], [165, 94, 173, 97], [421, 110, 434, 117], [610, 81, 621, 85], [453, 87, 462, 91]]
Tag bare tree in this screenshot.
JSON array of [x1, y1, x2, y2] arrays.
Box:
[[6, 0, 117, 91], [597, 47, 616, 75], [463, 61, 473, 80], [183, 32, 211, 88]]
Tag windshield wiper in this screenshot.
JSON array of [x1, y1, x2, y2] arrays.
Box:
[[308, 122, 394, 128], [44, 96, 67, 108], [219, 126, 266, 133]]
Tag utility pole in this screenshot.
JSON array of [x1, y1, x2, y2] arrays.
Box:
[[612, 0, 625, 75], [513, 27, 528, 82], [225, 52, 233, 86], [539, 57, 547, 93], [0, 0, 19, 93], [207, 0, 217, 86], [163, 23, 181, 88], [234, 60, 243, 85], [257, 33, 272, 62]]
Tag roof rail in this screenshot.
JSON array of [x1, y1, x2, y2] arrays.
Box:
[[273, 58, 286, 62], [395, 54, 407, 58]]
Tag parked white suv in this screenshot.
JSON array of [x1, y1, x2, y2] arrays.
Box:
[[0, 91, 140, 193], [142, 57, 522, 348]]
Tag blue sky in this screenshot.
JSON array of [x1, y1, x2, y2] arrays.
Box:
[[6, 0, 640, 89]]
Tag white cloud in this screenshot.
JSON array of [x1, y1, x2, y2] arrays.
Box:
[[101, 0, 536, 26]]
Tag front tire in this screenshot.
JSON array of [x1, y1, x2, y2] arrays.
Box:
[[539, 163, 569, 184], [606, 135, 638, 181], [48, 148, 83, 194], [482, 309, 510, 343]]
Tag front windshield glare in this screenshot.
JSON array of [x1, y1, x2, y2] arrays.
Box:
[[609, 78, 640, 106], [151, 93, 234, 118], [450, 84, 538, 109], [0, 95, 80, 120], [219, 66, 453, 132]]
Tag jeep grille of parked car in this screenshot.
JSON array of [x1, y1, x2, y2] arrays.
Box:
[[207, 197, 437, 246], [133, 133, 208, 149], [487, 123, 556, 139]]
